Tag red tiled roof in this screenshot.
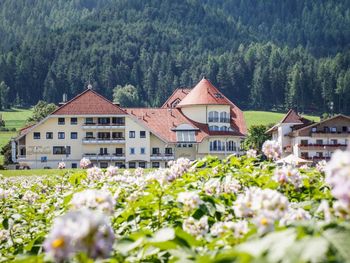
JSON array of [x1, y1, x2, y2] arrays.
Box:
[[52, 89, 126, 115], [125, 107, 245, 143], [281, 109, 310, 124], [19, 124, 35, 136], [177, 78, 231, 107], [161, 88, 191, 108]]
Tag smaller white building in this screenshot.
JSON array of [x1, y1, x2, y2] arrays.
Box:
[[267, 110, 350, 162]]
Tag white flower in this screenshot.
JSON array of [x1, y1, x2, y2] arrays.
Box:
[[325, 150, 350, 205], [333, 200, 350, 219], [273, 166, 302, 188], [183, 216, 209, 238], [210, 220, 248, 238], [0, 229, 8, 242], [280, 207, 311, 226], [253, 211, 275, 234], [58, 162, 66, 169], [134, 167, 144, 177], [204, 178, 221, 196], [105, 166, 119, 177], [316, 160, 327, 173], [0, 188, 8, 199], [22, 190, 39, 204], [87, 166, 104, 180], [44, 209, 115, 261], [167, 158, 192, 181], [316, 200, 332, 222], [221, 175, 241, 194], [70, 189, 115, 215], [246, 149, 258, 158], [80, 158, 91, 169], [177, 192, 203, 212], [262, 140, 281, 160], [233, 187, 289, 220]]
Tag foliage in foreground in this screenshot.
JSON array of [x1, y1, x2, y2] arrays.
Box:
[[0, 155, 350, 262]]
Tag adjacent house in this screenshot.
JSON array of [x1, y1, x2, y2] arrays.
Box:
[[12, 78, 247, 169], [267, 109, 350, 162]]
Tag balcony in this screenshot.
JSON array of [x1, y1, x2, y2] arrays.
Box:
[[304, 156, 331, 162], [82, 137, 125, 144], [311, 131, 350, 138], [299, 144, 347, 151], [83, 153, 125, 161], [150, 154, 175, 161], [83, 123, 125, 129]]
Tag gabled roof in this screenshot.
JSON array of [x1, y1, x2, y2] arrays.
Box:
[[161, 88, 191, 108], [266, 109, 313, 134], [291, 114, 350, 134], [125, 108, 244, 143], [177, 78, 231, 107], [51, 89, 126, 115]]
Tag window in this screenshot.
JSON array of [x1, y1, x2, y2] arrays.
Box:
[[165, 148, 173, 155], [324, 126, 329, 133], [140, 131, 146, 138], [98, 132, 110, 139], [152, 162, 160, 168], [301, 152, 309, 159], [112, 117, 125, 125], [209, 125, 219, 131], [99, 148, 108, 155], [46, 132, 53, 139], [53, 146, 71, 155], [152, 148, 160, 155], [227, 141, 237, 152], [58, 118, 65, 125], [85, 117, 94, 124], [115, 148, 123, 156], [71, 132, 78, 139], [71, 118, 78, 125], [33, 132, 40, 139], [130, 147, 135, 155], [129, 162, 136, 169], [208, 111, 219, 122], [86, 132, 93, 138], [316, 152, 323, 158], [214, 93, 223, 98], [98, 117, 110, 125], [316, 139, 323, 145], [210, 140, 225, 151], [176, 131, 195, 142], [140, 147, 146, 154], [220, 126, 229, 131], [139, 162, 146, 168], [41, 156, 47, 163], [129, 131, 135, 138], [58, 132, 65, 139], [331, 127, 337, 133], [301, 140, 308, 146], [100, 162, 108, 168], [331, 139, 338, 145], [115, 162, 125, 168], [71, 163, 77, 169], [112, 132, 123, 139], [311, 127, 317, 133], [220, 112, 229, 123]]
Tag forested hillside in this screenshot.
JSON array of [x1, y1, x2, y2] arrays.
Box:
[[0, 0, 349, 113]]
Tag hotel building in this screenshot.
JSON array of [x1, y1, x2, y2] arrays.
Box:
[[267, 109, 350, 162], [12, 78, 247, 169]]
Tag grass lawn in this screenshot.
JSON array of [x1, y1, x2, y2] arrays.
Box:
[[0, 108, 33, 130], [243, 111, 320, 128]]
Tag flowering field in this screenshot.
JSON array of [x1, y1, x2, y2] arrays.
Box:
[[1, 151, 350, 262]]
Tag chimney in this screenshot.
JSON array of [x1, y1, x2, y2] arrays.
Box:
[[59, 93, 68, 106]]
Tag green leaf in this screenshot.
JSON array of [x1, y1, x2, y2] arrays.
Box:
[[323, 228, 350, 262]]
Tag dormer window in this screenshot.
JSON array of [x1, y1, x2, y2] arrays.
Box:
[[208, 111, 219, 122], [220, 112, 230, 123], [214, 93, 223, 98], [176, 131, 195, 142]]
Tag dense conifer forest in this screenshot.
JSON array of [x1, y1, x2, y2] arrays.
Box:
[[0, 0, 349, 113]]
